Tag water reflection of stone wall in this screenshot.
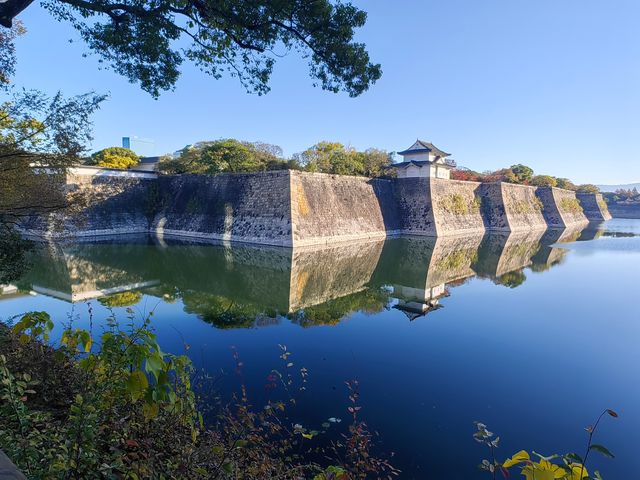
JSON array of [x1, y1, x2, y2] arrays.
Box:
[[19, 242, 154, 302], [475, 231, 545, 278], [289, 241, 384, 310], [17, 225, 590, 326]]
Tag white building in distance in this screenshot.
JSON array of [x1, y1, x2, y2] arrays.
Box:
[[392, 139, 454, 179]]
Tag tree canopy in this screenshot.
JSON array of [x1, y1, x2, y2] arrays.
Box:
[[0, 0, 381, 98], [295, 141, 391, 177], [0, 20, 24, 88], [88, 146, 139, 169], [159, 139, 390, 177]]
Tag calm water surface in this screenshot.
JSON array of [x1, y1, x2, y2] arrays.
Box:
[[1, 219, 639, 479]]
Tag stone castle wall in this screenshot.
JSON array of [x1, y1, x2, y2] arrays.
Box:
[[18, 169, 610, 245], [537, 187, 589, 228], [576, 192, 612, 221], [289, 171, 399, 246], [429, 178, 485, 236], [153, 172, 293, 246], [500, 183, 548, 231], [391, 178, 436, 235], [607, 204, 640, 219], [20, 170, 155, 238]]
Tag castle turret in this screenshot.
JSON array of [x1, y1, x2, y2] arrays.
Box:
[[391, 139, 454, 179]]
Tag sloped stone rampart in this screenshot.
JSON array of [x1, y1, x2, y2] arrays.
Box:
[[429, 178, 485, 235], [576, 192, 612, 221], [16, 170, 606, 245], [500, 183, 547, 231], [391, 177, 436, 236], [537, 187, 589, 228], [289, 171, 399, 246], [19, 171, 155, 237]]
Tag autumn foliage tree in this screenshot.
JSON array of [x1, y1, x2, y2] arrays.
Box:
[[451, 163, 587, 191]]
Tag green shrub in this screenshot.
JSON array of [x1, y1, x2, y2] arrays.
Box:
[[533, 197, 544, 211]]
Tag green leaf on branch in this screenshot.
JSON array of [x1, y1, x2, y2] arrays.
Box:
[[589, 444, 615, 459]]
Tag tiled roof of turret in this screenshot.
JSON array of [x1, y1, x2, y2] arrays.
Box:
[[388, 159, 453, 169], [397, 139, 451, 157]]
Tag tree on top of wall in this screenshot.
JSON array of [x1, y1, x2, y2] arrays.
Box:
[[158, 139, 294, 175], [294, 142, 391, 177], [509, 164, 534, 184], [555, 178, 576, 190], [530, 175, 558, 187], [576, 184, 600, 194], [88, 147, 140, 169]]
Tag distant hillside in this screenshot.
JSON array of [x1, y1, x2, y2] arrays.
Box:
[[597, 183, 640, 193]]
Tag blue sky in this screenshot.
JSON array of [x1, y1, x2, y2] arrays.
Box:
[[10, 0, 640, 184]]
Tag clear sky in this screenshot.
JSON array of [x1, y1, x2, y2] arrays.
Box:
[[10, 0, 640, 184]]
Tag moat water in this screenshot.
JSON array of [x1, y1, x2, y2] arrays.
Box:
[[1, 219, 639, 479]]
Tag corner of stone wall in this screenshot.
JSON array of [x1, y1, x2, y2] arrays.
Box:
[[576, 192, 612, 221], [479, 183, 512, 232], [536, 186, 565, 228], [391, 177, 437, 236], [287, 170, 299, 247]]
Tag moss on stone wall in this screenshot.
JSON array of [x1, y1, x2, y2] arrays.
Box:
[[439, 193, 479, 215], [441, 248, 479, 271], [597, 199, 609, 214], [559, 198, 583, 213]]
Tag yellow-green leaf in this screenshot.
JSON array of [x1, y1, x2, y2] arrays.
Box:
[[126, 371, 148, 400], [503, 450, 530, 468]]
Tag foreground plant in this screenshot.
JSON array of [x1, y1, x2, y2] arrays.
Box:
[[0, 309, 396, 479], [474, 409, 618, 479]]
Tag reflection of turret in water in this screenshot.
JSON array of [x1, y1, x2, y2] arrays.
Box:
[[372, 235, 483, 319]]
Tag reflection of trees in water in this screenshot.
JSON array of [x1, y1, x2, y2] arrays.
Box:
[[494, 270, 527, 289], [288, 287, 390, 328], [178, 287, 391, 329], [181, 290, 280, 329], [98, 291, 143, 308], [529, 256, 565, 273], [0, 229, 33, 284]]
